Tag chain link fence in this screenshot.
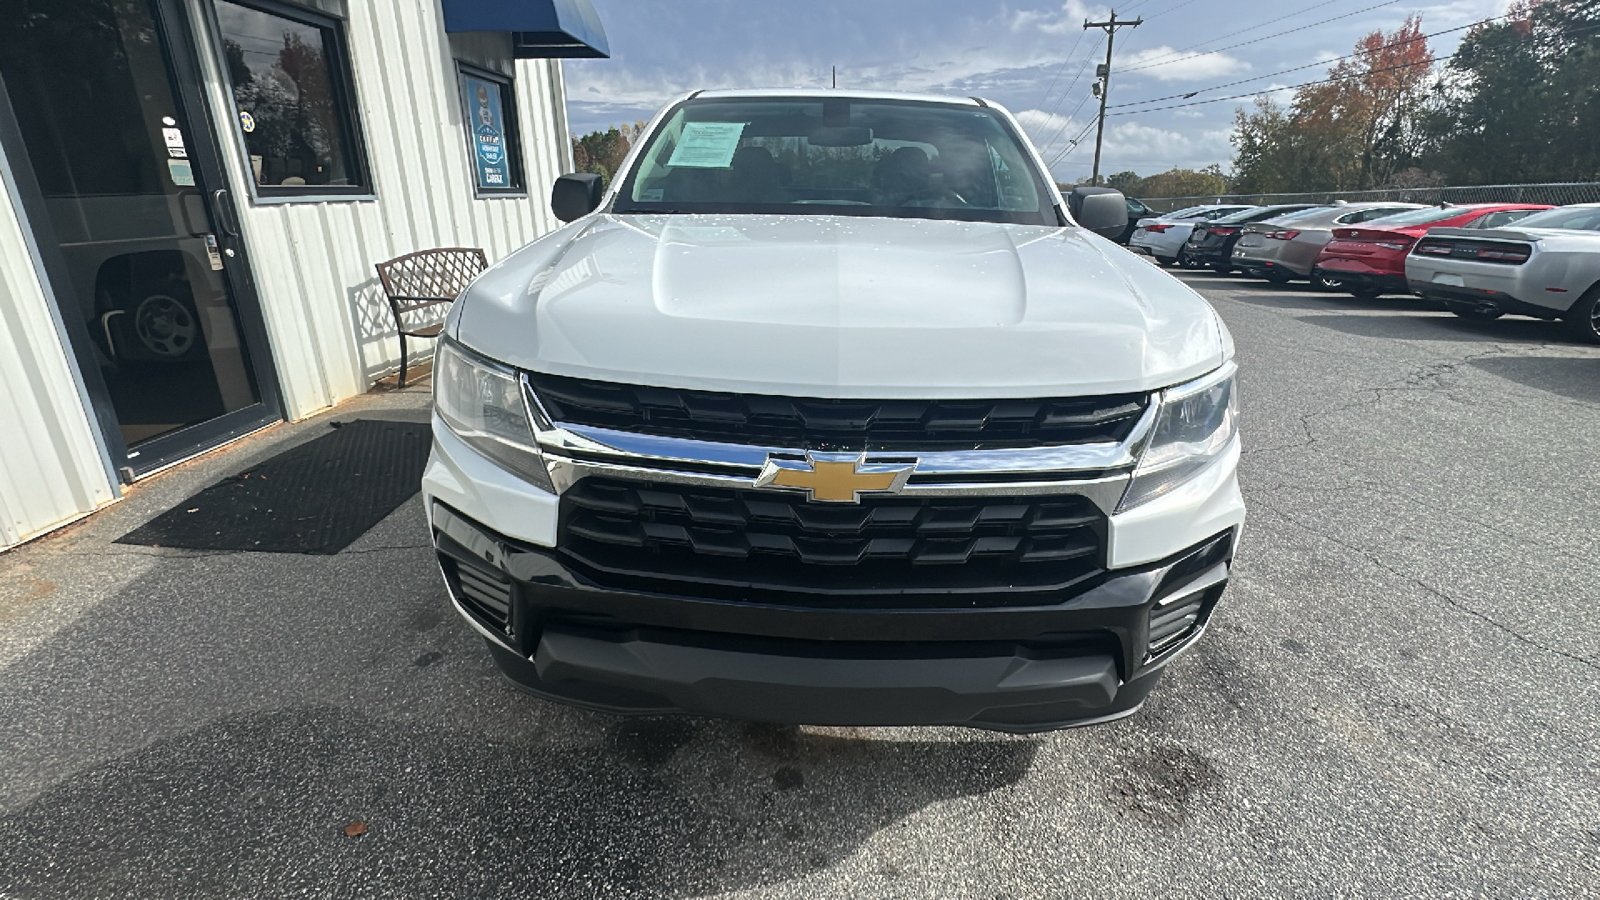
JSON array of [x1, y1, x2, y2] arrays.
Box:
[[1140, 182, 1600, 212]]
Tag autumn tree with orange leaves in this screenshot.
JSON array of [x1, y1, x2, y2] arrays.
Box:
[[1232, 17, 1435, 192]]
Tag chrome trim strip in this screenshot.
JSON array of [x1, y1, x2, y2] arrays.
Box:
[[525, 383, 1160, 477], [1154, 561, 1230, 607], [545, 455, 1131, 513]]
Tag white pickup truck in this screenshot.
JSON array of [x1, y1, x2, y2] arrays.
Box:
[[422, 89, 1244, 731]]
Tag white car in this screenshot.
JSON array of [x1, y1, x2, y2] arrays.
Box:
[[1129, 204, 1255, 266], [423, 89, 1245, 732], [1406, 203, 1600, 342]]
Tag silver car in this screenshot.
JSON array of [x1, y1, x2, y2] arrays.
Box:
[[1233, 202, 1424, 287], [1404, 203, 1600, 343]]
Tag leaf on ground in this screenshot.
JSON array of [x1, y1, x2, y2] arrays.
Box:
[[343, 820, 368, 837]]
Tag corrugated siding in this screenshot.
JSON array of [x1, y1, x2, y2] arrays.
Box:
[[186, 0, 570, 420], [0, 165, 117, 550]]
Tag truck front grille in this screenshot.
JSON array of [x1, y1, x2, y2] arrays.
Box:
[[557, 477, 1108, 608], [528, 373, 1148, 451]]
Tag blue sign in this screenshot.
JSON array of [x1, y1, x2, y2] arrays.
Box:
[[463, 74, 512, 189]]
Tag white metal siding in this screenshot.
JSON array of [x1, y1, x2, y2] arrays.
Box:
[[0, 162, 118, 550], [0, 0, 574, 548], [187, 0, 571, 420]]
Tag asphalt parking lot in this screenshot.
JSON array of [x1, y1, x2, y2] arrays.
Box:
[[2, 270, 1598, 899]]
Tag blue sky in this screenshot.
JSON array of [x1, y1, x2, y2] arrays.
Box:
[[564, 0, 1511, 180]]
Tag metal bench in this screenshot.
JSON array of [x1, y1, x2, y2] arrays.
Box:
[[374, 247, 488, 387]]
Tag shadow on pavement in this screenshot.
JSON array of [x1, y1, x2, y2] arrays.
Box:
[[1470, 355, 1600, 404], [1296, 311, 1571, 344], [0, 706, 1035, 898], [1215, 287, 1445, 314], [0, 506, 1039, 899]]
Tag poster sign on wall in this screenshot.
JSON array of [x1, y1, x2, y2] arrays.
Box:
[[460, 69, 519, 193]]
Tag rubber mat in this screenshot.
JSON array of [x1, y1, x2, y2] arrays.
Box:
[[117, 419, 431, 555]]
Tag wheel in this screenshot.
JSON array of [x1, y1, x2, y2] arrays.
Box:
[[1264, 270, 1291, 285], [1211, 263, 1234, 275], [1156, 256, 1178, 267], [132, 293, 199, 358], [1177, 248, 1200, 269], [1562, 284, 1600, 344], [1312, 272, 1344, 291], [1350, 289, 1382, 300]]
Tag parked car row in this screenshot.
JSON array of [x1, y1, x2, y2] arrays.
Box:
[[1122, 198, 1600, 343]]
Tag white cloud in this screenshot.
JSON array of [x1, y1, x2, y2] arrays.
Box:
[[1008, 1, 1105, 36], [1119, 47, 1250, 82]]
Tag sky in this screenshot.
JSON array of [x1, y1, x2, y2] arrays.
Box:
[[564, 0, 1513, 181]]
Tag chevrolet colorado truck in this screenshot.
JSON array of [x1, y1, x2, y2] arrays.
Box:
[[422, 89, 1244, 731]]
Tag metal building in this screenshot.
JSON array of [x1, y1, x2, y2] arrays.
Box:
[[0, 0, 607, 550]]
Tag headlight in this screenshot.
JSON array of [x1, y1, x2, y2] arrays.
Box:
[[1117, 362, 1237, 513], [434, 340, 554, 493]]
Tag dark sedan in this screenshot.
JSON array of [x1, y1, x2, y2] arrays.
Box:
[[1185, 204, 1323, 272]]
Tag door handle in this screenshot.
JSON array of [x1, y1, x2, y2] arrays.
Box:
[[212, 188, 241, 238]]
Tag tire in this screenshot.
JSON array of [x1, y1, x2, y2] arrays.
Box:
[[1450, 306, 1503, 321], [1264, 270, 1292, 285], [1350, 289, 1382, 300], [1211, 263, 1234, 275], [1156, 256, 1178, 267], [104, 290, 205, 363], [1562, 284, 1600, 344], [1177, 249, 1200, 269]]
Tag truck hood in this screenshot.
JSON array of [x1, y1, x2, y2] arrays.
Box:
[[452, 214, 1226, 398]]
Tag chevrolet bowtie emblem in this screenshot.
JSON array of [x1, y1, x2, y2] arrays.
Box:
[[754, 453, 916, 503]]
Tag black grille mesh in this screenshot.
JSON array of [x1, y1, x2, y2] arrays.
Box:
[[557, 478, 1108, 607], [528, 373, 1148, 451]]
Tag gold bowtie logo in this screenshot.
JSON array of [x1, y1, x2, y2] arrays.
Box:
[[755, 454, 916, 503]]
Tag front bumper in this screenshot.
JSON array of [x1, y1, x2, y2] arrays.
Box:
[[431, 500, 1235, 732]]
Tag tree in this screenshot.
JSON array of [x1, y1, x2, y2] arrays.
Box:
[[1420, 0, 1600, 183], [1231, 18, 1435, 191], [571, 121, 646, 188]]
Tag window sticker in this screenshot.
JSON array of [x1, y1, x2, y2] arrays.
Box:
[[667, 122, 745, 168], [167, 159, 195, 186]]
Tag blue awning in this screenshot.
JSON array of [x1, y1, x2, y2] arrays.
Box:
[[441, 0, 610, 59]]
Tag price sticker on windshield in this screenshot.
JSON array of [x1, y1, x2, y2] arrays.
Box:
[[668, 122, 746, 168]]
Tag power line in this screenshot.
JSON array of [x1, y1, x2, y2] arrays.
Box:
[[1112, 0, 1343, 71], [1032, 34, 1107, 158], [1105, 19, 1600, 116], [1119, 0, 1405, 74], [1108, 15, 1509, 110]]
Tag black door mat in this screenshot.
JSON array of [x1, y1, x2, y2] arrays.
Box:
[[118, 419, 431, 555]]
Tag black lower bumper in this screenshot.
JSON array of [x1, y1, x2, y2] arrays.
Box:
[[1318, 269, 1409, 295], [430, 503, 1233, 732], [1407, 281, 1564, 319]]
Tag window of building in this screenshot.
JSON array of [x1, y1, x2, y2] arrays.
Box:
[[457, 63, 525, 196], [212, 0, 371, 198]]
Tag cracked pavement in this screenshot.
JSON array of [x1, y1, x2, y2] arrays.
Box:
[[1, 273, 1598, 898]]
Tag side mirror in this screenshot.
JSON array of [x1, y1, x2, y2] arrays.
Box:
[[551, 173, 604, 223], [1068, 186, 1129, 239]]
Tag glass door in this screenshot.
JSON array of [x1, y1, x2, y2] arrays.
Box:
[[0, 0, 279, 478]]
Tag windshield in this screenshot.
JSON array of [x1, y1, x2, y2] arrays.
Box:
[[1367, 206, 1477, 227], [1511, 205, 1600, 231], [614, 97, 1058, 225], [1263, 206, 1343, 225]]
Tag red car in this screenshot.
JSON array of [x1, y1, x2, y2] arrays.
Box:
[[1313, 204, 1553, 298]]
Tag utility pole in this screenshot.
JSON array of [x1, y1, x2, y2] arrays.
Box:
[[1083, 10, 1141, 186]]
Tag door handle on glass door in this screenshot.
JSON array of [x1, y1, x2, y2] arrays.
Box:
[[212, 188, 241, 237]]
